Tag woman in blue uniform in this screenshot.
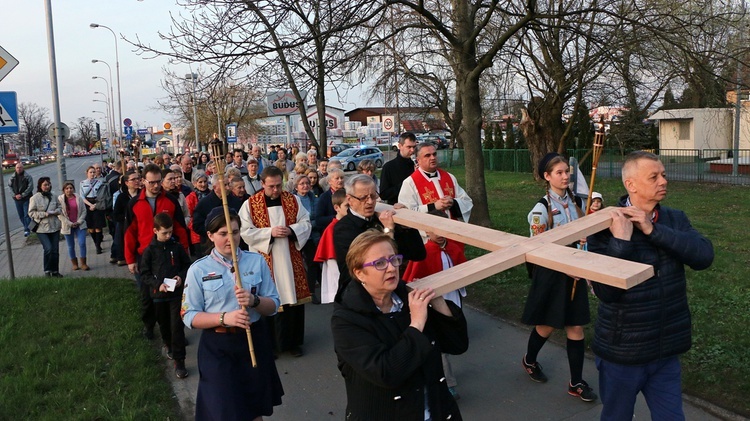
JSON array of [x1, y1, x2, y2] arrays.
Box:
[[80, 165, 106, 254], [182, 207, 284, 421], [521, 153, 597, 402]]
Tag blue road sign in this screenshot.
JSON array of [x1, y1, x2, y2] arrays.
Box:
[[0, 91, 19, 134], [226, 123, 238, 143], [137, 128, 148, 135]]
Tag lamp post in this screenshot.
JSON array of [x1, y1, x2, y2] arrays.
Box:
[[93, 91, 115, 147], [92, 59, 117, 152], [185, 73, 201, 151], [90, 23, 123, 154]]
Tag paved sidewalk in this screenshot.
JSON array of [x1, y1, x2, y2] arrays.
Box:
[[0, 229, 739, 420]]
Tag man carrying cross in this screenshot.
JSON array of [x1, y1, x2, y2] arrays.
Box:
[[588, 151, 714, 420], [398, 141, 472, 223]]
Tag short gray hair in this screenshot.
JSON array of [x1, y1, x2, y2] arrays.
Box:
[[621, 151, 660, 184], [345, 174, 375, 195], [327, 168, 344, 181], [415, 141, 437, 157], [191, 170, 208, 184]]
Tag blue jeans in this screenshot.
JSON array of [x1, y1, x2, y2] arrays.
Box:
[[64, 226, 87, 259], [37, 231, 60, 273], [596, 356, 685, 421], [15, 199, 31, 232]]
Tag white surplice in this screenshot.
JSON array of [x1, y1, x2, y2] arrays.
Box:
[[239, 195, 311, 305]]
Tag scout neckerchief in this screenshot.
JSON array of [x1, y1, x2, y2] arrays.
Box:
[[547, 190, 573, 227], [248, 191, 310, 303], [211, 248, 240, 273], [409, 168, 457, 219]]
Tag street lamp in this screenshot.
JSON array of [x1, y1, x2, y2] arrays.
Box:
[[94, 91, 115, 146], [92, 59, 117, 151], [90, 23, 123, 153], [185, 72, 201, 151]]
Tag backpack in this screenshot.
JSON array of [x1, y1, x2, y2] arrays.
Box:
[[95, 183, 113, 211]]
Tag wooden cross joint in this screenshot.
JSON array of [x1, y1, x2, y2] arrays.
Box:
[[375, 203, 654, 296]]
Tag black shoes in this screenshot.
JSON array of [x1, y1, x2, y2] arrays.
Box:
[[175, 360, 188, 379], [568, 380, 598, 402], [522, 355, 548, 383]]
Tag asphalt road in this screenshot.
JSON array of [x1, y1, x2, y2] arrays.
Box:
[[0, 155, 104, 239]]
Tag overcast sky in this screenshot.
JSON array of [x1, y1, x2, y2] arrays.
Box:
[[1, 1, 367, 133]]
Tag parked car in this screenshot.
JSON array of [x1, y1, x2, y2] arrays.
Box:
[[2, 153, 19, 169], [417, 134, 450, 149], [330, 146, 384, 171]]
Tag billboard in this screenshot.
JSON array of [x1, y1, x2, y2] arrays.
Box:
[[266, 90, 307, 116]]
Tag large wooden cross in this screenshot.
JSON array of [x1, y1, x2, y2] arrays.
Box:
[[374, 203, 653, 296]]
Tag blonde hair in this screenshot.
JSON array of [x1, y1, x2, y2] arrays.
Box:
[[346, 229, 397, 280]]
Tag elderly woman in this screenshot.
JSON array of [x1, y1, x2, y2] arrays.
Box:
[[331, 230, 468, 420], [315, 168, 344, 233], [29, 177, 63, 277], [357, 159, 379, 193]]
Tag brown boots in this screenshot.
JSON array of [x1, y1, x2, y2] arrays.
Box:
[[79, 257, 90, 271], [71, 258, 79, 270]]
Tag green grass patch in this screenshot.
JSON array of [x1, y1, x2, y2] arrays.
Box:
[[450, 168, 750, 417], [0, 277, 182, 420]]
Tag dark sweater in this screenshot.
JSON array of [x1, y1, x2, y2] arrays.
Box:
[[331, 280, 467, 421], [379, 154, 415, 204], [191, 191, 245, 242], [333, 209, 426, 302], [587, 196, 714, 365]]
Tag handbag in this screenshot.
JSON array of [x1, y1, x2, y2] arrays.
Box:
[[30, 196, 53, 233]]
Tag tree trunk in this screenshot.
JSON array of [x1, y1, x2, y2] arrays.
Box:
[[459, 75, 491, 227], [521, 96, 565, 180]]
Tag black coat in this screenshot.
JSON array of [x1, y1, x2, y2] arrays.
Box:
[[140, 236, 191, 300], [379, 154, 415, 205], [315, 188, 337, 233], [587, 196, 714, 365], [331, 280, 467, 421], [192, 191, 245, 242], [333, 210, 426, 302]]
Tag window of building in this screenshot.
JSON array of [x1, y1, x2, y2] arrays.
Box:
[[678, 120, 691, 140]]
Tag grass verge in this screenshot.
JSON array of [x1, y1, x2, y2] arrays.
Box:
[[450, 168, 750, 417], [0, 277, 182, 420]]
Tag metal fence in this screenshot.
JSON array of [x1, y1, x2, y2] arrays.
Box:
[[440, 148, 750, 185]]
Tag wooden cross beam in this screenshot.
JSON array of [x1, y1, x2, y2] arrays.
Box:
[[375, 203, 654, 297]]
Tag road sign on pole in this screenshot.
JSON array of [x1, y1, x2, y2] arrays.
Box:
[[226, 123, 238, 143], [0, 92, 19, 134], [0, 45, 19, 83]]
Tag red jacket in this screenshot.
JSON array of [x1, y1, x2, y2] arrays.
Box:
[[124, 189, 189, 264]]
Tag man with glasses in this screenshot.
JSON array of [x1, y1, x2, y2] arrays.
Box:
[[333, 174, 425, 302], [125, 164, 190, 340], [398, 142, 473, 223], [239, 166, 312, 357]]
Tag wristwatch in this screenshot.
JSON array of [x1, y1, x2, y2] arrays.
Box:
[[250, 294, 261, 308], [383, 227, 392, 234]]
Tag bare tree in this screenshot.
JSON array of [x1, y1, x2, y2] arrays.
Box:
[[17, 103, 51, 156], [72, 117, 97, 151]]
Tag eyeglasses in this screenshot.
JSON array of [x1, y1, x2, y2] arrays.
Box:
[[128, 177, 141, 182], [362, 254, 403, 271], [144, 179, 162, 186], [349, 193, 379, 202]]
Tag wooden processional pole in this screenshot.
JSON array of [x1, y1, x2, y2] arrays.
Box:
[[209, 138, 258, 367]]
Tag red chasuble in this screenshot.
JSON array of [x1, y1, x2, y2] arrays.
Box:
[[410, 168, 457, 217]]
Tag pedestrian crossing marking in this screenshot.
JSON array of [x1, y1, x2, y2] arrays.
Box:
[[0, 104, 17, 128]]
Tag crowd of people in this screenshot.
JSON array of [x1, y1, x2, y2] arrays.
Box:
[[14, 139, 714, 421]]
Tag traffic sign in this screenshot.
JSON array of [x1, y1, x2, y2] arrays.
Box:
[[0, 91, 18, 134], [47, 122, 70, 140], [123, 118, 132, 127], [0, 45, 19, 83], [137, 128, 148, 135], [382, 115, 395, 133], [124, 126, 133, 140], [226, 123, 238, 143]]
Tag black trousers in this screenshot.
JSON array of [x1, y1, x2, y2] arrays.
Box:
[[267, 304, 305, 353], [136, 273, 156, 331], [155, 299, 186, 360]]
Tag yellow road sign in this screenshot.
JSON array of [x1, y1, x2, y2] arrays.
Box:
[[0, 45, 19, 83]]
